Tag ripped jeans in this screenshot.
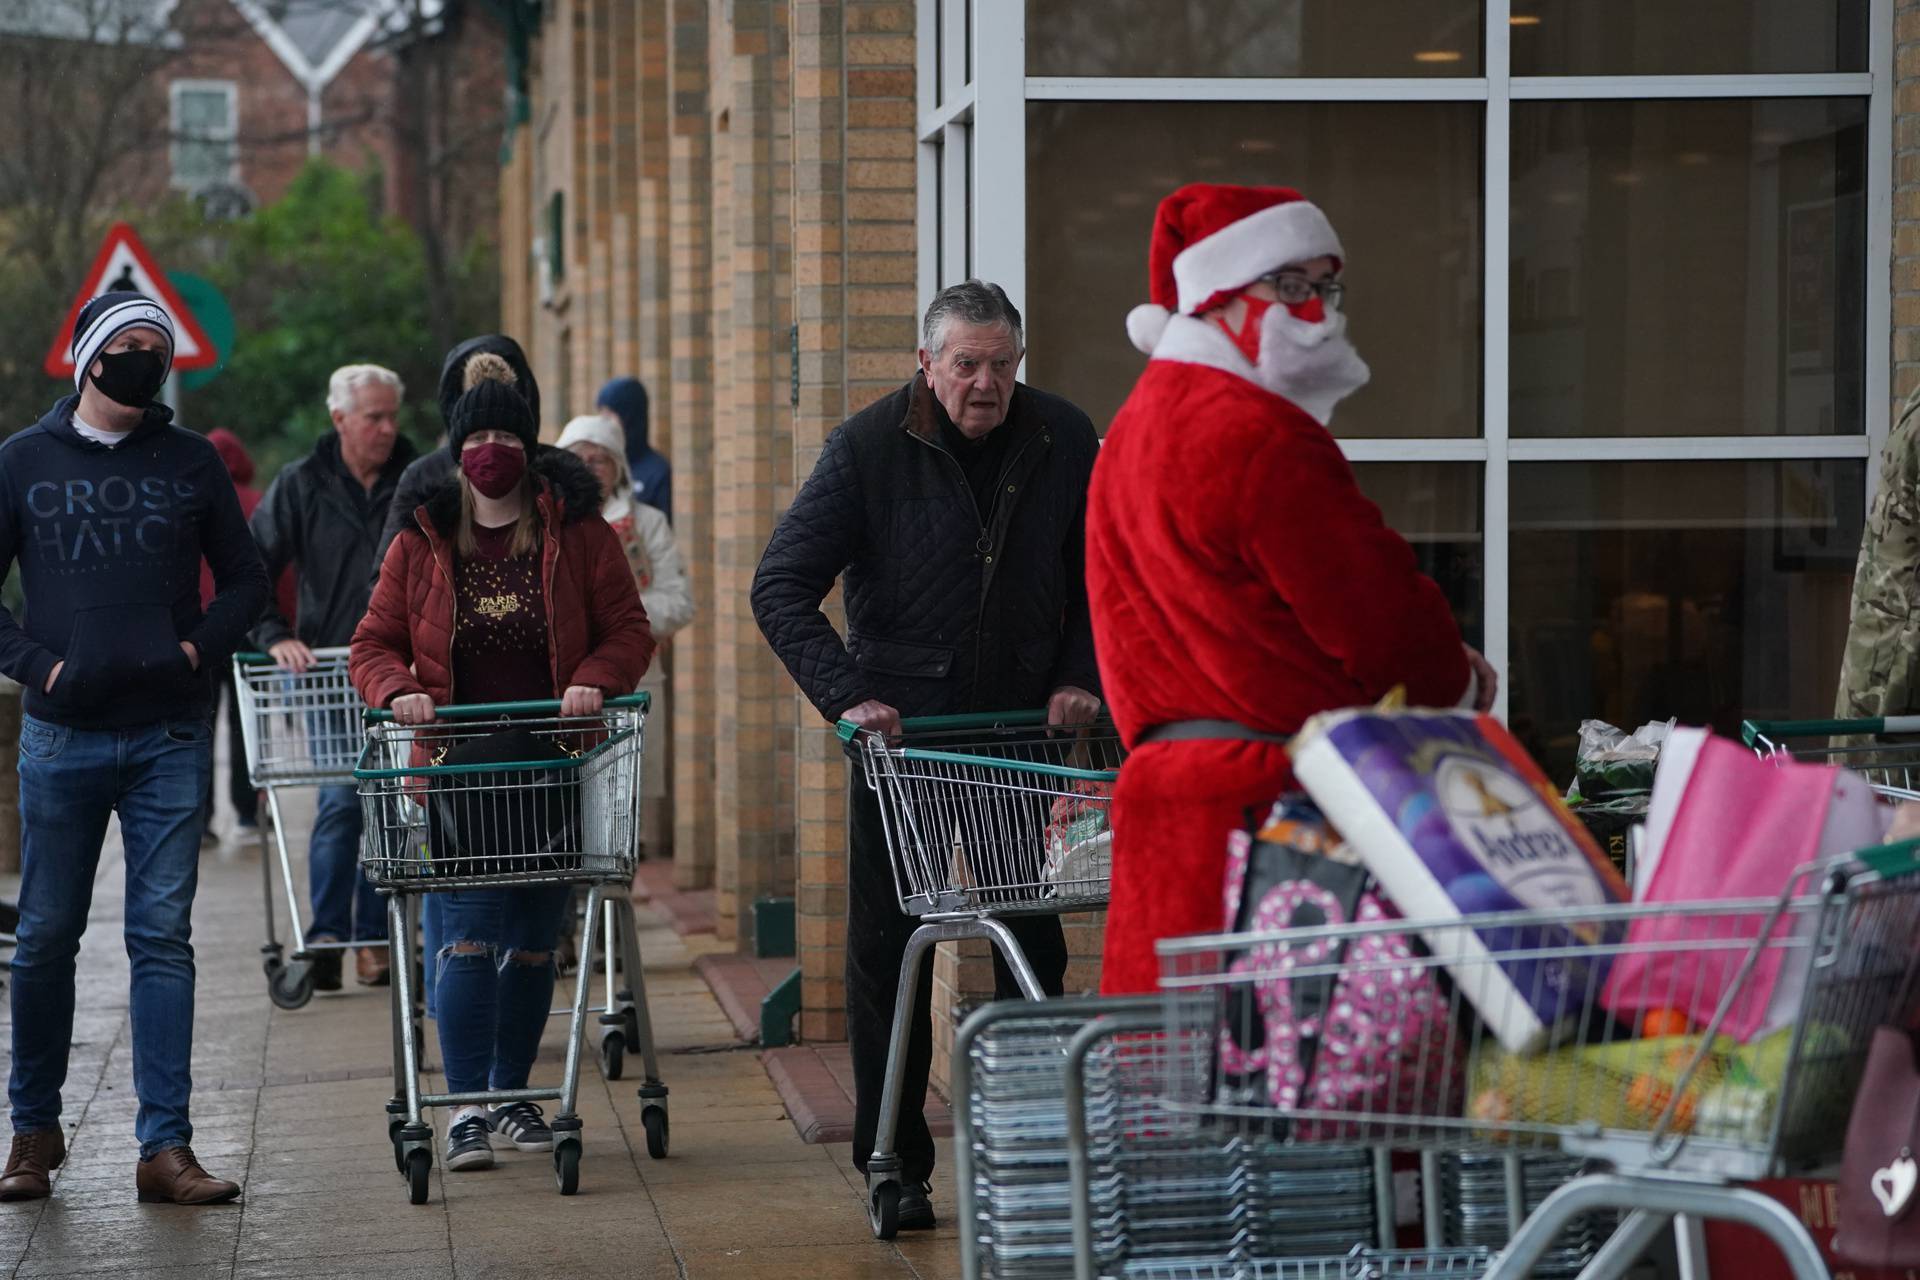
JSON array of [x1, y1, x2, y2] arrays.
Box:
[[431, 884, 571, 1095]]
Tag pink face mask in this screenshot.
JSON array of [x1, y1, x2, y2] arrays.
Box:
[[461, 442, 527, 499]]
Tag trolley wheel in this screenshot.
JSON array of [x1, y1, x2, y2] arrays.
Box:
[[869, 1180, 900, 1240], [643, 1107, 668, 1160], [388, 1118, 406, 1174], [553, 1139, 581, 1196], [267, 960, 314, 1010], [404, 1149, 431, 1205], [599, 1031, 625, 1081], [622, 1005, 642, 1046]]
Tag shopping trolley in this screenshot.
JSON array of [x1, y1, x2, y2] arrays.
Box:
[[838, 709, 1125, 1238], [234, 647, 380, 1009], [1744, 717, 1920, 798], [1147, 841, 1920, 1280], [948, 995, 1495, 1280], [356, 694, 669, 1203]]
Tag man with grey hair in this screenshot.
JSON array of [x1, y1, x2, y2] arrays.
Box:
[[249, 363, 417, 990], [753, 279, 1101, 1230]]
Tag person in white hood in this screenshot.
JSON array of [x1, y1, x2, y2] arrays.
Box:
[[557, 413, 693, 859]]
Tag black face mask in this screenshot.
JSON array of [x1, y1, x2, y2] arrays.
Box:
[[88, 348, 168, 408]]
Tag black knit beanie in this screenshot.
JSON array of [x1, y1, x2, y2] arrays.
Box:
[[446, 353, 537, 453]]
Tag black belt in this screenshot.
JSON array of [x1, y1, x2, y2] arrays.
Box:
[[1135, 719, 1289, 746]]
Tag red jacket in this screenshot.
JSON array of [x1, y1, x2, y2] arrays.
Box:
[[350, 450, 655, 712], [1087, 356, 1469, 748]]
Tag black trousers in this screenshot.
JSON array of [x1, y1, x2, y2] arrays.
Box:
[[203, 667, 257, 831], [845, 763, 1067, 1183]]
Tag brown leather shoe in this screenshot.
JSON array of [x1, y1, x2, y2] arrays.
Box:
[[355, 947, 391, 987], [0, 1129, 65, 1201], [135, 1146, 240, 1205]]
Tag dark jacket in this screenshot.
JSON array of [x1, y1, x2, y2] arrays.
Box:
[[0, 396, 269, 728], [249, 432, 419, 650], [373, 334, 542, 575], [752, 373, 1101, 722], [350, 448, 654, 717]]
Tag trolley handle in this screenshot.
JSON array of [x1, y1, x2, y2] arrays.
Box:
[[234, 645, 353, 666], [362, 692, 650, 723], [1861, 836, 1920, 881], [1741, 715, 1920, 747], [834, 707, 1053, 743]]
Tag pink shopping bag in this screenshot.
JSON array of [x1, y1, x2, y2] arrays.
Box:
[[1601, 728, 1887, 1043]]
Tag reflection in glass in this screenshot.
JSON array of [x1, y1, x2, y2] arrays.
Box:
[[1026, 102, 1482, 437], [1510, 98, 1866, 438], [1507, 459, 1863, 783], [1511, 0, 1867, 77], [1351, 462, 1484, 650], [1027, 0, 1483, 77]]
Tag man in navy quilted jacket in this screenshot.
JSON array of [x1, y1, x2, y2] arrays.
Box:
[[753, 280, 1100, 1231]]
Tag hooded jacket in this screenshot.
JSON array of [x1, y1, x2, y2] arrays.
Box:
[[373, 335, 543, 576], [350, 448, 654, 712], [598, 377, 672, 520], [249, 430, 419, 650], [0, 396, 269, 728]]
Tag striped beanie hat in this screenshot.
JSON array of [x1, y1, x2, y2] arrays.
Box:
[[71, 292, 175, 391]]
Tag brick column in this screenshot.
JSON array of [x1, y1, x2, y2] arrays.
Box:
[[785, 0, 917, 1037], [712, 0, 796, 950]]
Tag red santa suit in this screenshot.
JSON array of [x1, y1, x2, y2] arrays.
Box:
[[1088, 184, 1472, 995]]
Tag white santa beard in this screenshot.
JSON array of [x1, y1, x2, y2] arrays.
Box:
[[1249, 306, 1371, 427]]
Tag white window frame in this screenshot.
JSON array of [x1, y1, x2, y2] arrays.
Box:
[[920, 0, 1894, 722], [169, 78, 240, 191]]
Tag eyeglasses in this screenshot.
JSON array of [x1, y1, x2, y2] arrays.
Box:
[[1258, 271, 1346, 312]]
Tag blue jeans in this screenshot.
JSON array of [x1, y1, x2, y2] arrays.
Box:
[[10, 714, 211, 1158], [306, 784, 383, 944], [433, 885, 570, 1095]]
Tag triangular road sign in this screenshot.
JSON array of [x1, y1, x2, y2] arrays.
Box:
[[43, 222, 218, 379]]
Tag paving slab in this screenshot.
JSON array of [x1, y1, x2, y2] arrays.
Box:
[[0, 738, 965, 1279]]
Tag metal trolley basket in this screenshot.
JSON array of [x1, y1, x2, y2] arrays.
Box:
[[234, 647, 377, 1010], [1745, 716, 1920, 798], [1146, 842, 1920, 1280], [839, 709, 1125, 1238], [356, 694, 669, 1203]]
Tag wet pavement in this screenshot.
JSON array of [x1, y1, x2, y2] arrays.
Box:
[[0, 780, 964, 1278]]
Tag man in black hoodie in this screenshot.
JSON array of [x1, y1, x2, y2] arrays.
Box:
[[0, 293, 268, 1206]]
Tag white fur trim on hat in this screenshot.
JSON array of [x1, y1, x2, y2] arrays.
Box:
[[1171, 200, 1343, 316], [1127, 304, 1173, 355]]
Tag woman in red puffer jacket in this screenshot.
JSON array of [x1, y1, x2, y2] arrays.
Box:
[[350, 354, 653, 1171]]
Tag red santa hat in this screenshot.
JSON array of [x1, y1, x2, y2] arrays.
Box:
[[1126, 183, 1345, 354]]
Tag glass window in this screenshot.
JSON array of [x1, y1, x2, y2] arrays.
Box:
[[1026, 101, 1483, 437], [1027, 0, 1484, 78], [1352, 462, 1485, 649], [171, 83, 235, 189], [1507, 459, 1863, 783], [1510, 98, 1866, 438], [1511, 1, 1868, 77]]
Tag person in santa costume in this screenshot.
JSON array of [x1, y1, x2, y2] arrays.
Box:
[[1087, 182, 1497, 995]]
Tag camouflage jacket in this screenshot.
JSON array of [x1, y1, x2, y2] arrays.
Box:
[[1837, 385, 1920, 721]]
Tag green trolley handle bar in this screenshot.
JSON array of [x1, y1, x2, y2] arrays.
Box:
[[1741, 716, 1920, 747], [1860, 836, 1920, 881], [836, 708, 1118, 784], [353, 693, 650, 780], [363, 692, 650, 723], [234, 647, 351, 665]]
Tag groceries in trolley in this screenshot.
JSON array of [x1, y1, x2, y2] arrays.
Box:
[[1290, 705, 1630, 1054], [1040, 776, 1112, 895], [1214, 795, 1461, 1139]]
